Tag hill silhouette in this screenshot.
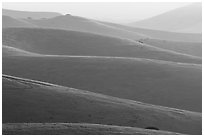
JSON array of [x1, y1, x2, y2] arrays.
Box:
[[129, 3, 202, 33]]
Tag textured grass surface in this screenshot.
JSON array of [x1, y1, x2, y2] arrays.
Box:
[[3, 123, 180, 135], [2, 75, 201, 134]]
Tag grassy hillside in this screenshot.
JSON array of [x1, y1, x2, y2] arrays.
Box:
[[3, 55, 201, 112], [140, 38, 202, 57], [2, 75, 201, 134], [3, 123, 180, 135], [2, 28, 201, 64]]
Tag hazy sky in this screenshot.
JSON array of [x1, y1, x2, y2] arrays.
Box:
[[3, 2, 192, 23]]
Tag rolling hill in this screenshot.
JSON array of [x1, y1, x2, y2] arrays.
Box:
[[2, 5, 202, 136], [2, 75, 201, 134], [2, 9, 62, 19], [129, 3, 202, 33], [22, 14, 147, 40], [2, 28, 201, 64], [3, 9, 202, 43], [3, 54, 201, 112]]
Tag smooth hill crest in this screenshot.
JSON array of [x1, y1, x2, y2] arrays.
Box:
[[22, 14, 147, 40]]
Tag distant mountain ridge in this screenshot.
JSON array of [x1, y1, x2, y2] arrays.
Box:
[[129, 3, 202, 33]]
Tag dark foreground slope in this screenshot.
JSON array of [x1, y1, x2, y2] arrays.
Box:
[[2, 28, 201, 64], [3, 55, 201, 112], [2, 75, 201, 134], [3, 123, 180, 135]]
